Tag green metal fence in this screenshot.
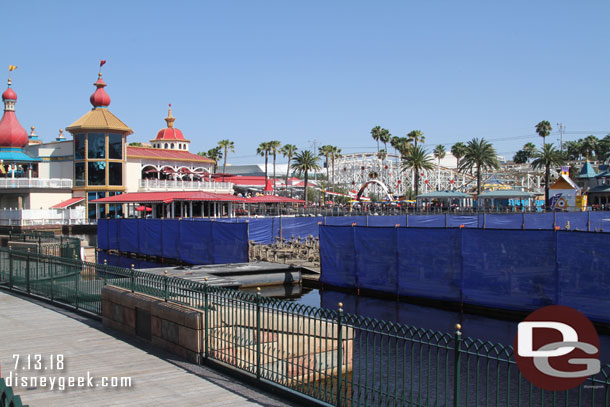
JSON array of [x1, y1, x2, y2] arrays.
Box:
[[0, 378, 28, 407], [5, 232, 80, 259], [0, 247, 608, 406]]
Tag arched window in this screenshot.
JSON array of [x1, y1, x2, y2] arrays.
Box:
[[165, 143, 168, 149], [171, 143, 175, 149]]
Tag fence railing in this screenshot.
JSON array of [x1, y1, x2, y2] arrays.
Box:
[[0, 248, 608, 406], [0, 208, 86, 226], [0, 177, 73, 189], [0, 378, 28, 407], [5, 234, 81, 260], [139, 179, 233, 192]]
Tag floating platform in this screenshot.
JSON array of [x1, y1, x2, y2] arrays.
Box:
[[137, 261, 310, 289]]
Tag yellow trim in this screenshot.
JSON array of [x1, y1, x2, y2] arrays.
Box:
[[127, 154, 214, 163]]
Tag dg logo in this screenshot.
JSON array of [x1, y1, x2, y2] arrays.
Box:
[[514, 305, 601, 391]]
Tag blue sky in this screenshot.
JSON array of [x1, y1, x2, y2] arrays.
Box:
[[3, 1, 610, 163]]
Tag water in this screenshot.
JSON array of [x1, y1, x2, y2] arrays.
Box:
[[96, 252, 610, 364]]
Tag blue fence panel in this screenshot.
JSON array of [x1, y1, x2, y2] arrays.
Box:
[[446, 215, 478, 228], [557, 232, 610, 323], [354, 227, 398, 293], [461, 229, 556, 311], [118, 218, 140, 253], [138, 219, 163, 257], [161, 220, 181, 259], [178, 221, 213, 264], [407, 215, 445, 227], [589, 211, 610, 232], [556, 212, 588, 231], [396, 228, 462, 302], [107, 219, 120, 251], [281, 217, 321, 240], [367, 215, 406, 227], [483, 214, 523, 229], [319, 226, 357, 288], [212, 222, 249, 264], [325, 217, 357, 226], [523, 213, 554, 230], [97, 219, 109, 250], [271, 218, 281, 242], [246, 218, 274, 244]]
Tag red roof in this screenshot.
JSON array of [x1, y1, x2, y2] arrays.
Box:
[[127, 146, 214, 163], [90, 191, 246, 204], [154, 128, 186, 141], [247, 195, 305, 204], [215, 175, 281, 186], [51, 197, 85, 208]]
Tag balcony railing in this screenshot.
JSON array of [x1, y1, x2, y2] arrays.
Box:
[[0, 208, 86, 226], [0, 178, 73, 189], [139, 179, 233, 192]]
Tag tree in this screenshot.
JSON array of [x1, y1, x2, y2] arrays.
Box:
[[598, 135, 610, 163], [535, 120, 552, 144], [513, 150, 529, 164], [129, 142, 143, 147], [401, 144, 434, 198], [291, 150, 321, 205], [433, 145, 446, 191], [450, 142, 466, 169], [318, 145, 333, 182], [380, 128, 391, 153], [390, 136, 401, 157], [531, 143, 565, 209], [406, 130, 425, 148], [217, 139, 234, 182], [371, 126, 382, 154], [564, 140, 582, 161], [458, 138, 500, 195], [198, 147, 222, 172], [281, 144, 298, 196], [328, 145, 342, 194], [523, 142, 537, 158], [582, 135, 599, 160], [268, 140, 281, 192], [256, 142, 271, 187]]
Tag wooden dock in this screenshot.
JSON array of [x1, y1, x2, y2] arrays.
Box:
[[0, 290, 301, 406]]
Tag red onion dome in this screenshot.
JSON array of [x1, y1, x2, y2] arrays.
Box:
[[90, 73, 111, 108], [0, 81, 28, 147], [2, 87, 17, 101]]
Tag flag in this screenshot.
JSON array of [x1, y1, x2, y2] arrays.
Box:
[[99, 60, 106, 67], [8, 65, 17, 71]]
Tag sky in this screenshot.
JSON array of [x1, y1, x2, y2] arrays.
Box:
[[3, 1, 610, 164]]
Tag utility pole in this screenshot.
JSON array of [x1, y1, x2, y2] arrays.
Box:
[[309, 139, 319, 181], [557, 123, 565, 152]]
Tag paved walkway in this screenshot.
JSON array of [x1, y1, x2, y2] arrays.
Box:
[[0, 290, 301, 407]]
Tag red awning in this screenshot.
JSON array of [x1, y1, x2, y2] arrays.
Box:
[[263, 179, 274, 192], [91, 191, 247, 204], [246, 195, 305, 204], [135, 206, 152, 212], [50, 197, 85, 209]]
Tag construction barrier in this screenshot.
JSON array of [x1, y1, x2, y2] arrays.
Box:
[[98, 218, 248, 265], [319, 225, 610, 324]]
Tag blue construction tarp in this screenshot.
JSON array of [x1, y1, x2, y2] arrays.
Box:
[[407, 215, 446, 228], [589, 212, 610, 231], [97, 219, 109, 250], [118, 218, 139, 254], [320, 225, 610, 324], [212, 222, 249, 263], [178, 220, 213, 264], [482, 214, 523, 229], [523, 213, 554, 229], [367, 215, 406, 227], [138, 219, 162, 257], [107, 219, 120, 250]]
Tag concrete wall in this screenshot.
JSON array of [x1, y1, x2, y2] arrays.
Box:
[[101, 286, 203, 363]]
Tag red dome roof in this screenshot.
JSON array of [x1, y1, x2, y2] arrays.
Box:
[[152, 105, 189, 142], [0, 83, 28, 148], [90, 74, 111, 108], [2, 87, 17, 101]]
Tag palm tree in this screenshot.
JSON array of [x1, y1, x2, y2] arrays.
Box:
[[407, 130, 425, 148], [329, 146, 342, 193], [513, 150, 529, 164], [433, 145, 446, 190], [531, 143, 565, 209], [401, 144, 434, 198], [598, 135, 610, 163], [395, 137, 411, 159], [458, 138, 500, 195], [450, 142, 466, 169], [564, 140, 581, 161], [256, 142, 271, 187], [390, 136, 401, 157], [268, 140, 281, 192], [198, 147, 222, 172], [217, 139, 234, 182], [582, 135, 599, 160], [380, 128, 391, 153], [318, 145, 333, 181], [535, 121, 552, 145], [523, 142, 537, 159], [371, 126, 382, 154], [291, 150, 321, 205], [281, 144, 298, 196]]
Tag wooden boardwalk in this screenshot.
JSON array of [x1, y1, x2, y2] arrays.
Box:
[[0, 290, 301, 407]]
